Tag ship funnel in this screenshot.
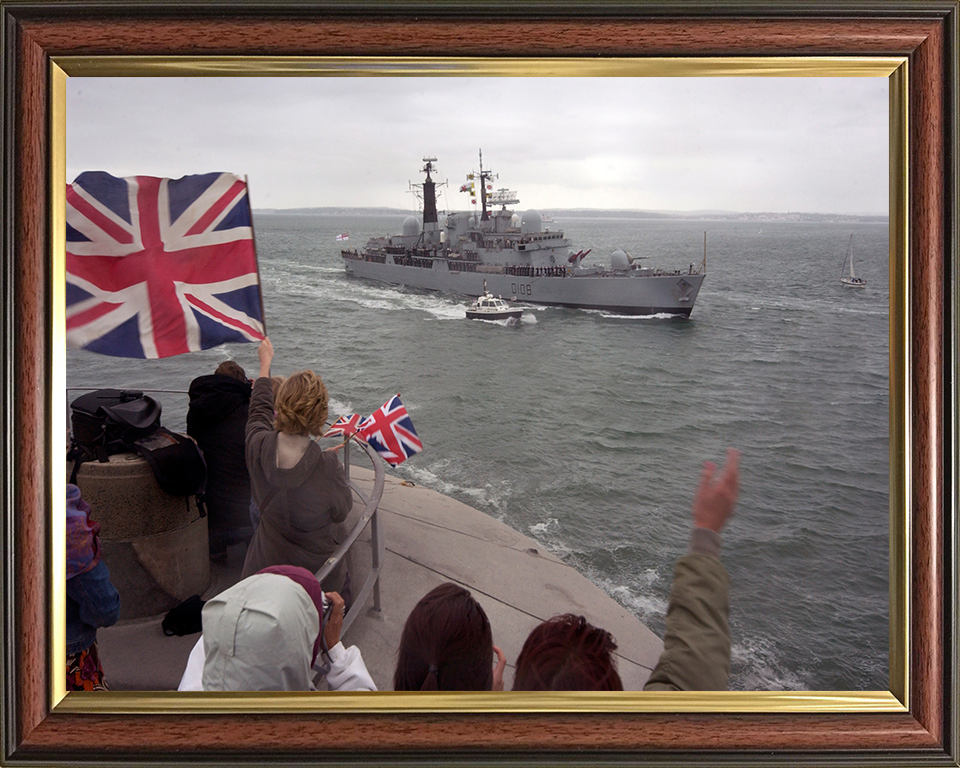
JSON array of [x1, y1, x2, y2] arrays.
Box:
[[421, 158, 438, 226]]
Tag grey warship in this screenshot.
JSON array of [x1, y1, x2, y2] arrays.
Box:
[[342, 153, 706, 316]]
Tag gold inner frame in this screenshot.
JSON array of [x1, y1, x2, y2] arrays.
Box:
[[50, 56, 909, 715]]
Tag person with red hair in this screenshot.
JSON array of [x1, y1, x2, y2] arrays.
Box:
[[513, 613, 623, 691], [514, 448, 741, 692]]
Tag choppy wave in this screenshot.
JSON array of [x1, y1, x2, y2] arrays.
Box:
[[730, 637, 812, 691], [589, 311, 683, 321], [528, 517, 559, 535], [401, 461, 513, 518], [327, 397, 355, 419], [604, 576, 670, 618]]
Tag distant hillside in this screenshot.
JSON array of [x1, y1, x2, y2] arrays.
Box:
[[255, 207, 412, 217], [254, 207, 888, 223]]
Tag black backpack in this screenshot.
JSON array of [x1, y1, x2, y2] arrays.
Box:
[[68, 389, 162, 464], [68, 389, 206, 515], [132, 427, 208, 509]]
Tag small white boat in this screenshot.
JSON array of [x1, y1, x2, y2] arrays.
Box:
[[466, 283, 523, 321], [840, 234, 866, 288]]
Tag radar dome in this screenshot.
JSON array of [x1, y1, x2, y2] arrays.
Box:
[[511, 213, 521, 227], [402, 216, 422, 237], [520, 210, 543, 234], [610, 248, 633, 270]]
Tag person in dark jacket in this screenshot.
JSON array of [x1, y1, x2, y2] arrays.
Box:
[[66, 483, 121, 690], [187, 361, 254, 559]]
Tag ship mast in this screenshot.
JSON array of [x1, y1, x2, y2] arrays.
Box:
[[478, 148, 497, 222]]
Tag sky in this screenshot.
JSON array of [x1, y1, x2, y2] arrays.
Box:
[[66, 77, 889, 215]]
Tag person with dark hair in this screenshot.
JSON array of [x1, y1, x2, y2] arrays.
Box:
[[187, 359, 254, 560], [393, 582, 506, 691], [177, 565, 375, 691], [513, 448, 740, 692], [66, 483, 121, 690], [240, 338, 353, 595], [513, 613, 623, 691]]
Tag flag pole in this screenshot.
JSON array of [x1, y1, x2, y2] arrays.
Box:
[[244, 174, 267, 337], [318, 424, 366, 485]]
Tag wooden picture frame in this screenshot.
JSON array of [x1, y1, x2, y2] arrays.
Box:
[[2, 2, 957, 765]]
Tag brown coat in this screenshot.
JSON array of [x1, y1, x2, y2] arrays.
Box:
[[241, 378, 353, 592]]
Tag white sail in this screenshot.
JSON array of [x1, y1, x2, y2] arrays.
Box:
[[840, 234, 866, 288]]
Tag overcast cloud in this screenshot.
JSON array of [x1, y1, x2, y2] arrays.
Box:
[[66, 77, 889, 215]]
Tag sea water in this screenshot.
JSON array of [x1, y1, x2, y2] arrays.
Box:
[[66, 213, 890, 691]]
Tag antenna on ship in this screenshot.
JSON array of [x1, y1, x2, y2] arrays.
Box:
[[477, 148, 497, 222], [491, 187, 519, 209]]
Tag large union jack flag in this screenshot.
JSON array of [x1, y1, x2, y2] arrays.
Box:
[[357, 395, 423, 467], [66, 171, 265, 359]]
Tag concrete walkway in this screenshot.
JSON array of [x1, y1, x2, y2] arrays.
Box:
[[97, 466, 664, 691]]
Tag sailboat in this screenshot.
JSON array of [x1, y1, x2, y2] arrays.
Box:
[[840, 234, 866, 288]]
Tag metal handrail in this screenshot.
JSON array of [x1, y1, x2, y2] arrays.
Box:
[[314, 438, 386, 639]]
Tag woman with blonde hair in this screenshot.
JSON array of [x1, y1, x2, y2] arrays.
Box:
[[241, 338, 353, 594]]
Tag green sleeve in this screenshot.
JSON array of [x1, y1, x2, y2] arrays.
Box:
[[643, 553, 731, 691]]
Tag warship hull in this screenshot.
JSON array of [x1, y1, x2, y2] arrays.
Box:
[[343, 255, 704, 316]]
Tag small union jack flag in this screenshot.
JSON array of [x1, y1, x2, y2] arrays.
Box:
[[357, 395, 423, 467], [65, 171, 265, 359], [323, 414, 362, 439]]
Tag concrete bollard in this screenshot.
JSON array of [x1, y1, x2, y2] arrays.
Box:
[[70, 451, 210, 620]]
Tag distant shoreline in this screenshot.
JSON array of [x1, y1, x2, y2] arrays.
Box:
[[254, 207, 888, 224]]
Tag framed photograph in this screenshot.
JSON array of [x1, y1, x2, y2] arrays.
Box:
[[2, 2, 956, 765]]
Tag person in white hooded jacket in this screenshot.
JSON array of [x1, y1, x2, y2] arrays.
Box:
[[177, 565, 376, 691]]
